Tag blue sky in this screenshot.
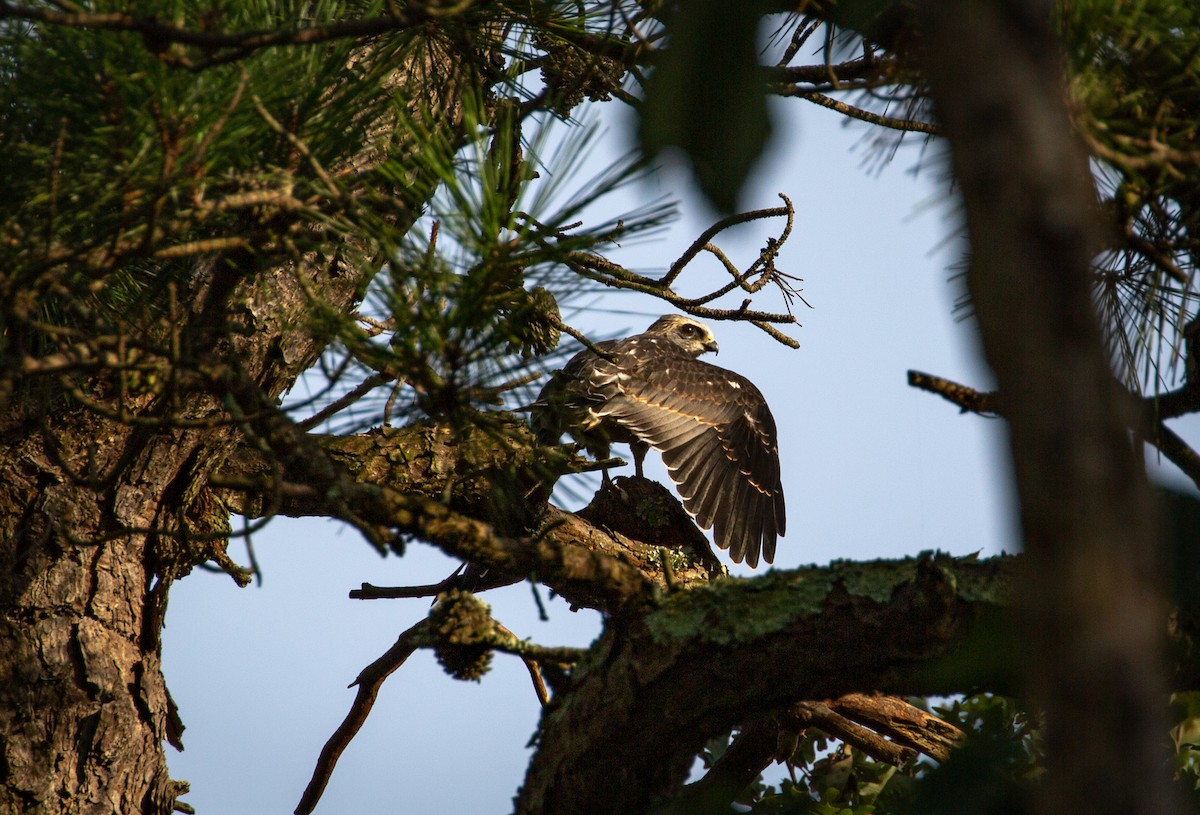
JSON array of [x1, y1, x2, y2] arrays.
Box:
[[163, 93, 1029, 813]]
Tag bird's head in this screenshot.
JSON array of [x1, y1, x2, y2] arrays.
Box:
[[646, 314, 720, 357]]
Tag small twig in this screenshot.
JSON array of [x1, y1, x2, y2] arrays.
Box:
[[351, 581, 457, 600], [908, 368, 1200, 492], [529, 580, 549, 622], [907, 369, 1000, 415], [558, 196, 805, 348], [521, 658, 551, 707], [661, 199, 791, 288], [751, 320, 801, 350], [769, 54, 896, 86], [153, 236, 254, 259], [294, 620, 429, 815], [296, 372, 394, 431], [492, 620, 558, 707], [241, 515, 264, 587], [565, 256, 801, 335], [480, 634, 586, 666], [1148, 420, 1200, 493], [349, 567, 520, 600], [356, 315, 394, 338], [776, 17, 821, 67], [252, 95, 342, 199], [780, 89, 941, 135], [551, 317, 619, 363]]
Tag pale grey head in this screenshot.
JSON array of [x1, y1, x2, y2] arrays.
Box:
[[642, 314, 720, 357]]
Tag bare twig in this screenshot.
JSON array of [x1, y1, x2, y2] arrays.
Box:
[[296, 372, 394, 431], [563, 254, 802, 348], [907, 369, 1000, 414], [349, 567, 520, 600], [544, 196, 805, 348], [1147, 420, 1200, 492], [768, 55, 899, 87], [908, 368, 1200, 491], [779, 89, 941, 135], [522, 658, 552, 706], [661, 197, 792, 288], [294, 619, 429, 815]]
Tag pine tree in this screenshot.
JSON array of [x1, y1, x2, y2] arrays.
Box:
[[2, 2, 1199, 814]]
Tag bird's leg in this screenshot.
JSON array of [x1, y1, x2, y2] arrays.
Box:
[[632, 442, 649, 479], [590, 442, 615, 488]]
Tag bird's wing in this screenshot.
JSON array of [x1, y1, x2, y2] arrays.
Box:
[[530, 340, 620, 445], [596, 342, 785, 567]]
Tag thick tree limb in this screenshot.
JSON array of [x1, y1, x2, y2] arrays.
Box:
[[916, 2, 1180, 815], [514, 554, 1013, 815], [215, 367, 706, 613], [213, 417, 719, 607]]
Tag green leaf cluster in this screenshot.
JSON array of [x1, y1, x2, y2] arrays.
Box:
[[1063, 0, 1200, 389], [0, 1, 458, 357], [639, 0, 773, 214], [319, 100, 675, 429]]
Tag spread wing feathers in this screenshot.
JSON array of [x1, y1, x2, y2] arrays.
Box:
[[594, 346, 785, 568]]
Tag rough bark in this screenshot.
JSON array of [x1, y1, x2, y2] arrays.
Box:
[[916, 1, 1180, 814], [215, 424, 721, 603], [0, 40, 482, 815], [0, 271, 379, 815], [514, 555, 1013, 815], [0, 412, 181, 814]]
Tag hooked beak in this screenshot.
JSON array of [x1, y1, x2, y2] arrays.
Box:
[[704, 339, 720, 355]]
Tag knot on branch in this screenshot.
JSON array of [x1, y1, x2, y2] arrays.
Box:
[[899, 552, 961, 622], [577, 476, 723, 574], [430, 590, 495, 682]]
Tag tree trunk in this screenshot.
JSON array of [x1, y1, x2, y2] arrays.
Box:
[[0, 30, 485, 812], [0, 411, 215, 813], [916, 1, 1180, 813]]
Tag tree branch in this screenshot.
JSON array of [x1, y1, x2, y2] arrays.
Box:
[[514, 554, 1013, 815], [213, 367, 730, 613], [827, 693, 964, 763], [907, 369, 1200, 493], [212, 415, 720, 606], [294, 619, 429, 815], [0, 1, 476, 70], [916, 1, 1180, 814]]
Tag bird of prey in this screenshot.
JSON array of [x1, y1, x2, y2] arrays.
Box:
[[533, 314, 786, 567]]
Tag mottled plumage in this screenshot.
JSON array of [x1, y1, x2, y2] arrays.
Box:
[[534, 315, 786, 567]]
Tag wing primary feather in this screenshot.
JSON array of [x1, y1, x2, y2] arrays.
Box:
[[535, 317, 787, 568]]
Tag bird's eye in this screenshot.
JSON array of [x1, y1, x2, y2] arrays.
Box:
[[680, 325, 698, 337]]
